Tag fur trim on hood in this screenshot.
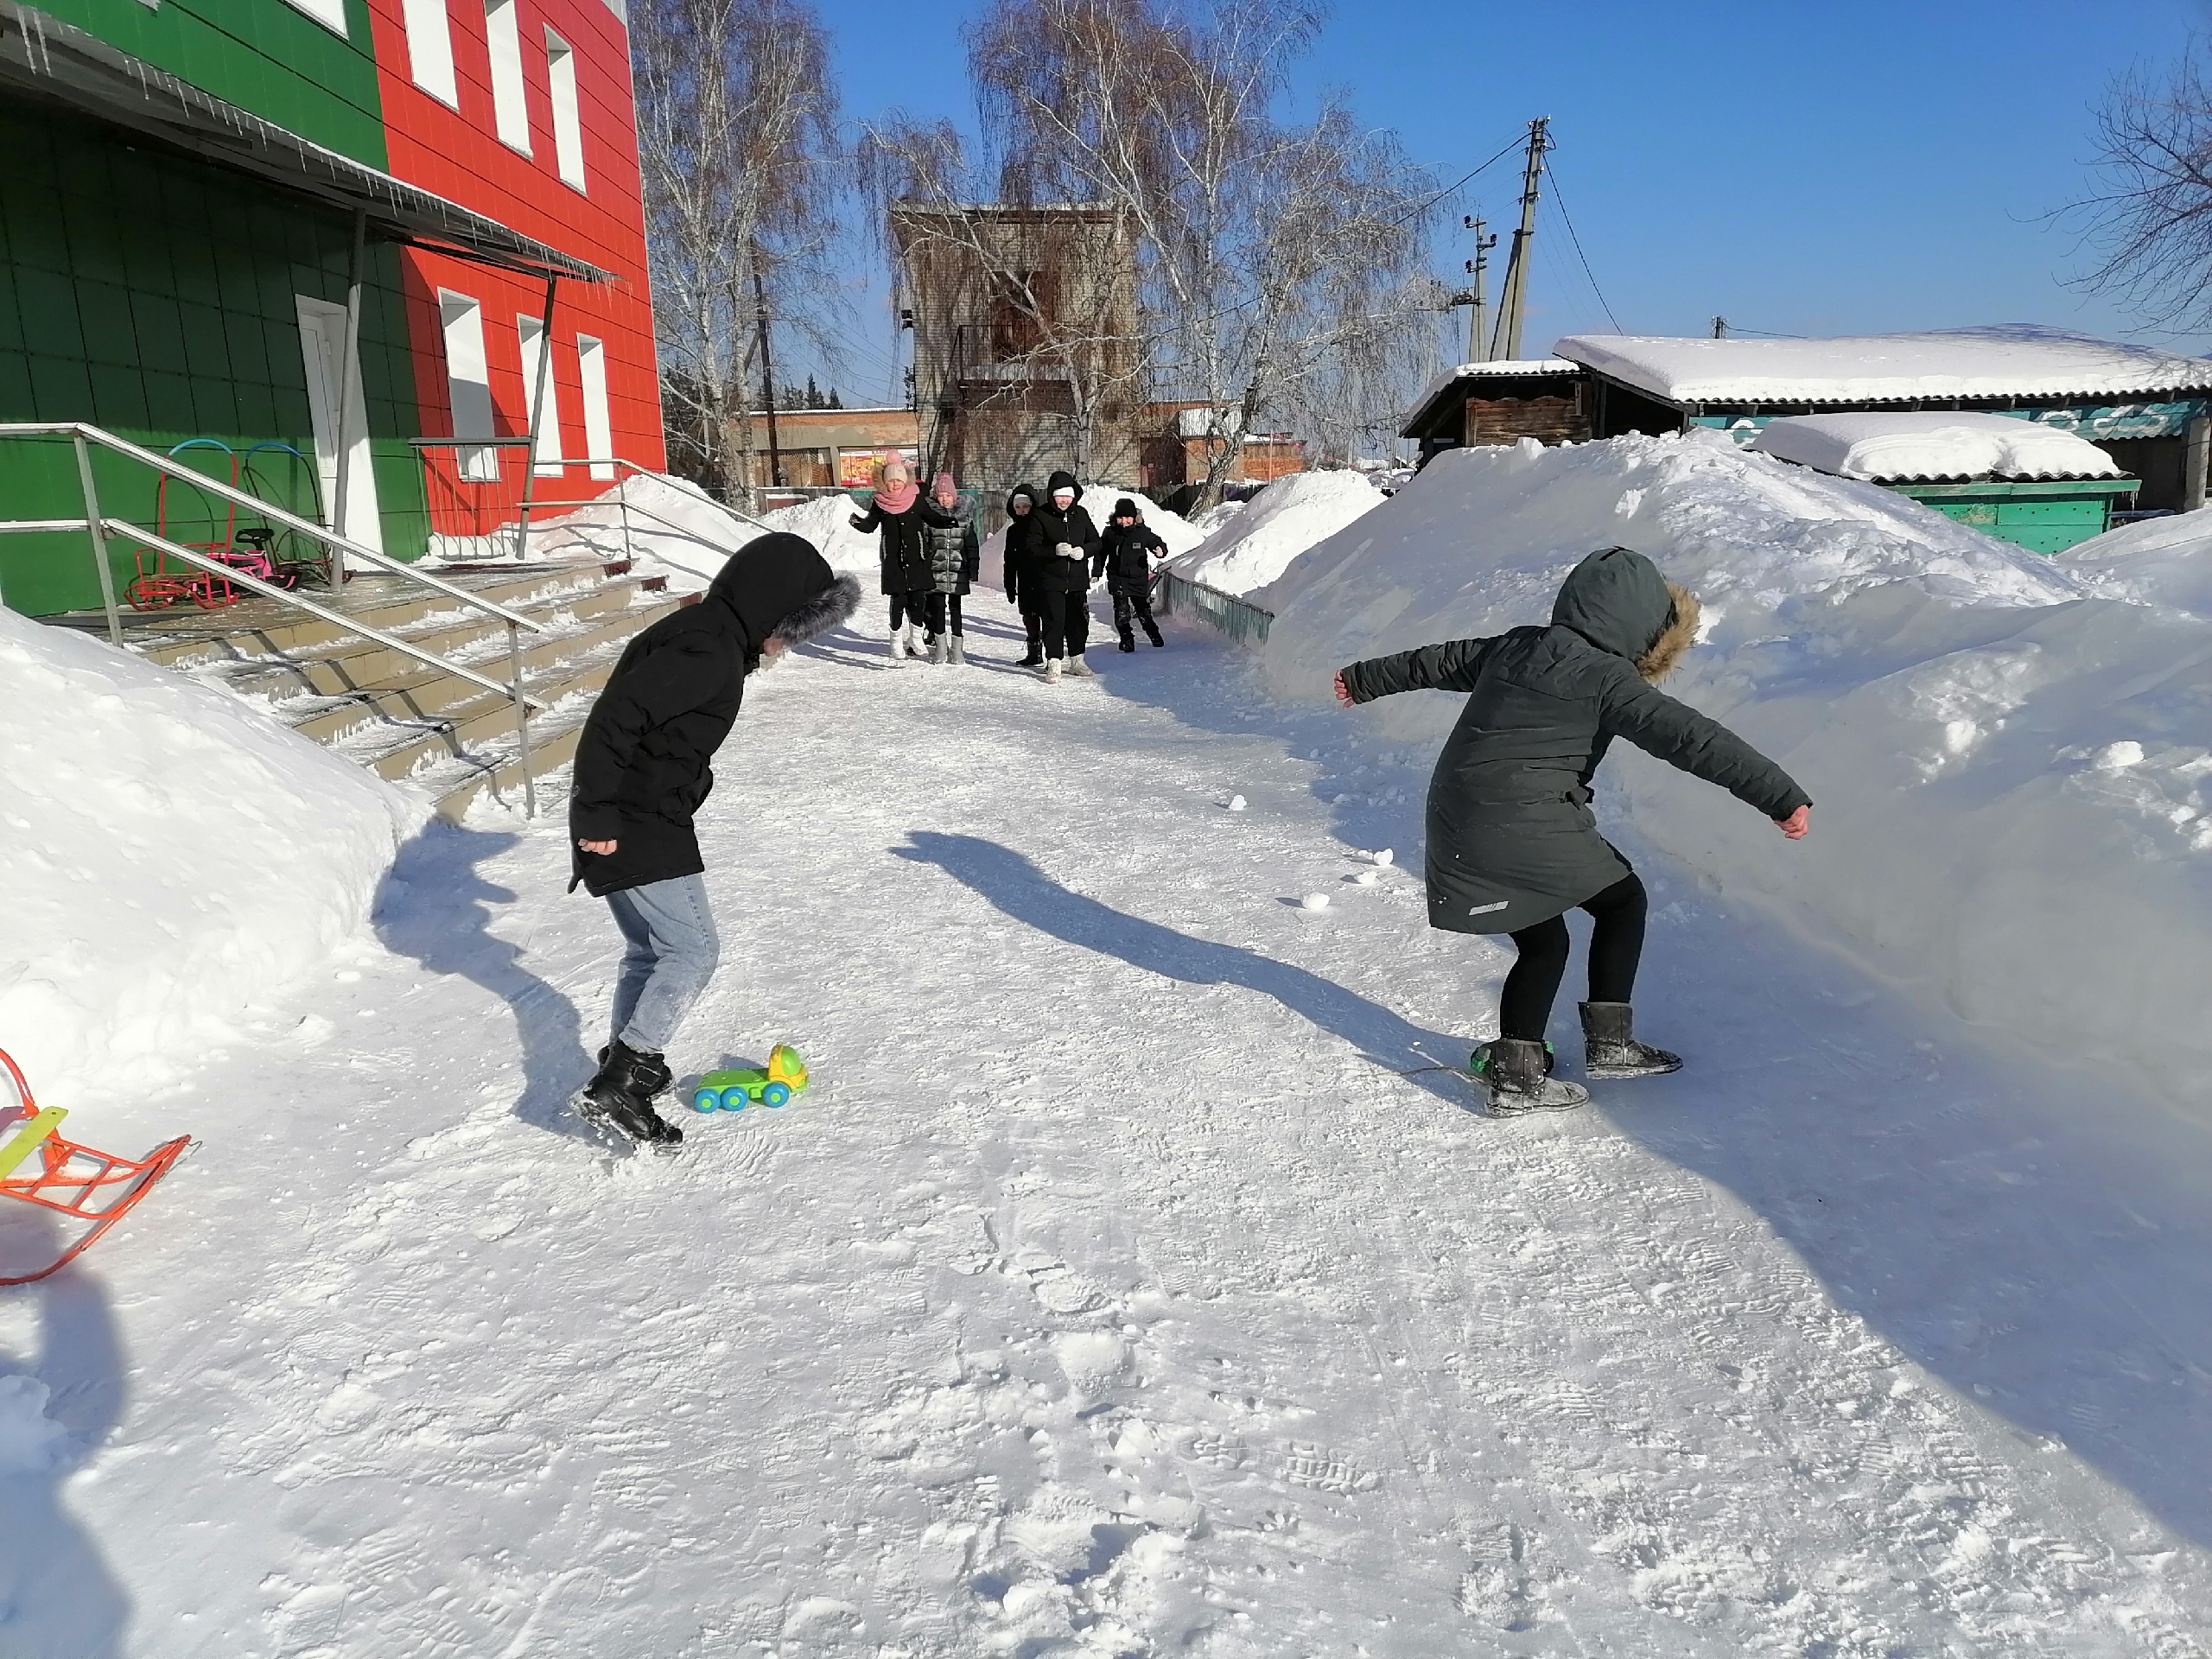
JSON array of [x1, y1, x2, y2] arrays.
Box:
[[1635, 585, 1700, 683], [770, 573, 862, 649]]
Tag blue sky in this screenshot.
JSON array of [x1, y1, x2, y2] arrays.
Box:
[[804, 0, 2210, 406]]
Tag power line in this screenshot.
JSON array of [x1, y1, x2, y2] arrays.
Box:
[[1539, 155, 1623, 335]]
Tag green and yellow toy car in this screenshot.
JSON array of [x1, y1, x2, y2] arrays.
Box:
[[690, 1044, 810, 1113]]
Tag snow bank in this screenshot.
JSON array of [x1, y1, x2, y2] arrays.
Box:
[[757, 492, 889, 585], [1555, 326, 2212, 405], [528, 474, 778, 594], [2059, 507, 2212, 619], [1752, 412, 2124, 482], [1262, 432, 2212, 1119], [0, 607, 422, 1110], [1169, 470, 1382, 596]]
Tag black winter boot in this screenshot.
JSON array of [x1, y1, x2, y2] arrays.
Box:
[[594, 1044, 673, 1098], [1580, 1002, 1683, 1080], [581, 1040, 683, 1145], [1143, 620, 1164, 646], [1117, 631, 1136, 652], [1471, 1038, 1590, 1116]]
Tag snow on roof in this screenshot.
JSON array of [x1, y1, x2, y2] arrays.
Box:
[[1751, 412, 2127, 483], [1402, 359, 1584, 432], [1553, 327, 2212, 406]]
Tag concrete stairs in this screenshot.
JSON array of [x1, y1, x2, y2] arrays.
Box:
[[128, 559, 679, 820]]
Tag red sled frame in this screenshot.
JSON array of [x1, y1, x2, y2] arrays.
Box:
[[0, 1048, 191, 1287]]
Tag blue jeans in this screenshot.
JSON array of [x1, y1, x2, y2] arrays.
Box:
[[605, 874, 720, 1056]]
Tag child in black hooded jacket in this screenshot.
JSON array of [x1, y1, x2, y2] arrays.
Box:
[[1094, 496, 1167, 652]]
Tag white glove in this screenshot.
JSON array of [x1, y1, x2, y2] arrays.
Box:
[[1056, 541, 1084, 560]]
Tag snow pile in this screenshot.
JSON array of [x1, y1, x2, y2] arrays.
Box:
[[1262, 431, 2212, 1118], [2060, 506, 2212, 618], [0, 607, 422, 1109], [1169, 470, 1382, 595], [1753, 412, 2125, 481], [757, 492, 889, 584], [1555, 326, 2212, 404], [527, 473, 778, 594]]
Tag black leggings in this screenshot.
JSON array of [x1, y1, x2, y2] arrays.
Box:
[[1039, 590, 1090, 659], [887, 590, 930, 632], [925, 592, 965, 635], [1498, 873, 1647, 1041]]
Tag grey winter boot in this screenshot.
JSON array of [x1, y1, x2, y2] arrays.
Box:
[[927, 632, 948, 664], [1471, 1038, 1590, 1116], [948, 634, 967, 665], [1580, 1002, 1683, 1080]]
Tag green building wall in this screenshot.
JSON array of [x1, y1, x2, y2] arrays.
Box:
[[29, 0, 391, 166], [0, 101, 430, 616]]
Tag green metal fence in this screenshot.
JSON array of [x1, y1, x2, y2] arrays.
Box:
[[1155, 569, 1274, 646]]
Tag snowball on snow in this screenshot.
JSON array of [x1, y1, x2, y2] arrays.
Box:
[[1224, 794, 1247, 811], [1300, 893, 1330, 911], [1752, 412, 2123, 482]]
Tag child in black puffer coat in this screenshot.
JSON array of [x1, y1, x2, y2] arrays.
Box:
[[1094, 497, 1166, 651], [919, 472, 979, 664]]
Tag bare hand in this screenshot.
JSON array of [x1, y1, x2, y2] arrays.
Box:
[[761, 635, 789, 660], [578, 838, 618, 855], [1774, 805, 1810, 840], [1333, 670, 1354, 708]]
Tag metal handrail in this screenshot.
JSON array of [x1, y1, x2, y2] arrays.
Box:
[[93, 520, 548, 711], [0, 422, 554, 815], [522, 456, 779, 566], [0, 423, 549, 633]]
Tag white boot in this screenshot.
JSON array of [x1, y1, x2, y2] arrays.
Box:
[[948, 635, 966, 665], [1044, 658, 1063, 683], [1063, 652, 1093, 677], [904, 622, 921, 659]]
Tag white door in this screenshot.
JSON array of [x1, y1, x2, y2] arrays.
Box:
[[296, 296, 385, 560]]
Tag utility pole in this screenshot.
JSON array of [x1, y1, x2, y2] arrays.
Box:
[[753, 262, 785, 492], [1491, 117, 1550, 362], [1462, 214, 1497, 362], [1712, 316, 1727, 339]]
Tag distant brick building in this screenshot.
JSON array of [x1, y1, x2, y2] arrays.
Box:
[[726, 407, 921, 490], [890, 204, 1142, 491], [1138, 404, 1306, 493]]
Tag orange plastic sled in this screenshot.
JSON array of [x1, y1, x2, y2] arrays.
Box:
[[0, 1047, 191, 1287]]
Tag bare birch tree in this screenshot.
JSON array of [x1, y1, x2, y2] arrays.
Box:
[[2069, 35, 2212, 331], [967, 0, 1441, 503], [858, 118, 1147, 485], [632, 0, 842, 502]]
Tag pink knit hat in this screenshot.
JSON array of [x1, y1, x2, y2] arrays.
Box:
[[931, 471, 957, 496]]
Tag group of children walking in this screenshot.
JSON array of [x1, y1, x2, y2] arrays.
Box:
[[852, 461, 1167, 683]]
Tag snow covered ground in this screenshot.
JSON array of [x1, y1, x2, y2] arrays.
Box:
[[6, 588, 2212, 1656]]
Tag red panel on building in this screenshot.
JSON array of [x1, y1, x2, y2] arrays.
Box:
[[365, 0, 663, 542]]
